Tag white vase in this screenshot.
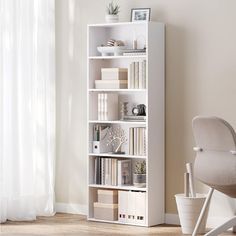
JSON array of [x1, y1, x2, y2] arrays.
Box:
[[106, 14, 119, 23]]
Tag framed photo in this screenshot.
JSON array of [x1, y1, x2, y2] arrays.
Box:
[[131, 8, 151, 22]]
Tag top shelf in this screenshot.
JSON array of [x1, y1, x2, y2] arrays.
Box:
[[89, 55, 147, 60], [88, 21, 164, 28]]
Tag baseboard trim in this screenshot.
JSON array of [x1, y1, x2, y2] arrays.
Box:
[[55, 204, 230, 228], [164, 213, 231, 228], [55, 203, 88, 215], [165, 214, 180, 225]]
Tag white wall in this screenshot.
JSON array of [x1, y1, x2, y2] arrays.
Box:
[[55, 0, 236, 219]]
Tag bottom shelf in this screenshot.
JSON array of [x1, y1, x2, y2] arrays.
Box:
[[87, 218, 147, 227]]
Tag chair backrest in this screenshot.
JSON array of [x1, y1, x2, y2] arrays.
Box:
[[192, 116, 236, 197]]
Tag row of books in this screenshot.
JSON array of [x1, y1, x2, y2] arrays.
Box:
[[94, 157, 131, 186], [128, 60, 146, 89], [98, 93, 118, 120], [129, 127, 146, 156]]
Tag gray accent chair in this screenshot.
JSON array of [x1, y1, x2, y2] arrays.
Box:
[[192, 116, 236, 236]]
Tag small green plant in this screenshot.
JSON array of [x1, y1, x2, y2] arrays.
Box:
[[134, 161, 146, 174], [106, 1, 120, 15]]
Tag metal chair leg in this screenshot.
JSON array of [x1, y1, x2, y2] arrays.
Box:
[[192, 188, 214, 236]]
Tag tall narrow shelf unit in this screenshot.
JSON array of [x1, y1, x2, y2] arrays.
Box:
[[87, 22, 165, 227]]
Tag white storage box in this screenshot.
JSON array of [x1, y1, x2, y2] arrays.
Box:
[[95, 80, 128, 89], [94, 202, 118, 221], [98, 189, 118, 204], [101, 68, 128, 80]]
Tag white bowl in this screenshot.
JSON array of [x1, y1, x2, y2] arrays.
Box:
[[97, 46, 126, 56]]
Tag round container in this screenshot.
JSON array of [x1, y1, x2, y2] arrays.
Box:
[[175, 194, 209, 235], [105, 14, 119, 23], [133, 174, 146, 187]]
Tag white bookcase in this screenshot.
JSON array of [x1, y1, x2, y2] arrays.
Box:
[[87, 21, 165, 227]]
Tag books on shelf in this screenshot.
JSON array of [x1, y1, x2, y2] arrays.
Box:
[[128, 60, 146, 89], [129, 127, 146, 156], [98, 93, 118, 120], [94, 157, 131, 186]]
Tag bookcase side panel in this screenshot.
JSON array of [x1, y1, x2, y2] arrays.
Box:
[[147, 22, 165, 226]]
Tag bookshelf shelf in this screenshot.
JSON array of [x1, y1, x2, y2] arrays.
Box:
[[89, 184, 147, 192], [89, 120, 146, 125], [89, 55, 147, 60], [89, 89, 147, 92], [87, 218, 147, 226], [87, 21, 165, 227], [89, 153, 147, 159]]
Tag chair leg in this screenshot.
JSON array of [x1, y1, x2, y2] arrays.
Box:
[[192, 188, 214, 236], [205, 216, 236, 236], [233, 225, 236, 233]]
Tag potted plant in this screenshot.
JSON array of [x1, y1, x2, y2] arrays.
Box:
[[106, 1, 120, 23], [133, 161, 146, 187]]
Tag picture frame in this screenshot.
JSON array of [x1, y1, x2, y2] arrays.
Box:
[[131, 8, 151, 22]]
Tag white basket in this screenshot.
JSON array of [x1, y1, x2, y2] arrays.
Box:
[[175, 194, 209, 235]]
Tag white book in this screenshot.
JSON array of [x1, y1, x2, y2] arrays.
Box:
[[101, 93, 104, 120], [129, 128, 134, 155], [135, 192, 146, 225], [105, 158, 109, 185], [128, 64, 131, 89], [139, 128, 143, 155], [143, 60, 146, 89], [130, 62, 135, 89], [134, 62, 139, 89], [105, 94, 118, 120], [133, 128, 137, 155], [118, 191, 128, 223], [127, 191, 136, 224], [139, 61, 143, 89], [143, 128, 147, 155], [98, 94, 101, 120], [104, 93, 108, 120]]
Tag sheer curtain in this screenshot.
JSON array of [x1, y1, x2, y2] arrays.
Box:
[[0, 0, 55, 223]]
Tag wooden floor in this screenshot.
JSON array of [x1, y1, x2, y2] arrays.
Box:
[[0, 213, 235, 236]]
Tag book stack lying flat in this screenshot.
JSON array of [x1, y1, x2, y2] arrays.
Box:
[[129, 127, 146, 156], [95, 68, 128, 89], [94, 157, 131, 186], [128, 60, 146, 89], [98, 93, 118, 120]]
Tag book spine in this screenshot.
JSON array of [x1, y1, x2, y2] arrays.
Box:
[[129, 128, 134, 155], [104, 93, 108, 120], [128, 63, 131, 89], [143, 60, 146, 89], [98, 94, 101, 120], [134, 62, 139, 89], [117, 160, 121, 186], [139, 61, 143, 89], [131, 62, 135, 89], [134, 128, 137, 156]]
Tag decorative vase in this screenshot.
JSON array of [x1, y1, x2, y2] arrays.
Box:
[[133, 174, 146, 187], [106, 14, 119, 23]]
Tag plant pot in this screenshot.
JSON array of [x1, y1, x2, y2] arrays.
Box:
[[106, 14, 119, 23], [133, 174, 146, 187]]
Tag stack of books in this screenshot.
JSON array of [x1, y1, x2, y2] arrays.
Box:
[[98, 93, 118, 120], [94, 158, 131, 186], [95, 68, 128, 89], [128, 60, 146, 89], [129, 127, 146, 156]]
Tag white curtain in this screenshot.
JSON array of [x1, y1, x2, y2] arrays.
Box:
[[0, 0, 55, 223]]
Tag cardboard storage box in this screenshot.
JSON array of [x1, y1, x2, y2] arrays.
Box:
[[98, 189, 118, 204], [94, 202, 118, 221], [95, 80, 128, 89], [101, 68, 128, 80]]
